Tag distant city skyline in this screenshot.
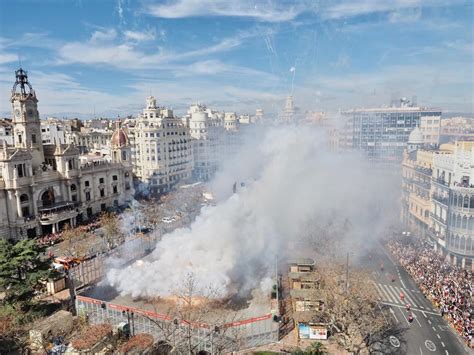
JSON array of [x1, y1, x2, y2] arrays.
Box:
[[0, 0, 473, 118]]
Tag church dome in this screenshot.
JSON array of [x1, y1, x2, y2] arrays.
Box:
[[408, 126, 423, 144], [111, 127, 129, 147]]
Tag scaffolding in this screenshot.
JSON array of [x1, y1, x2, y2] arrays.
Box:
[[76, 295, 278, 352]]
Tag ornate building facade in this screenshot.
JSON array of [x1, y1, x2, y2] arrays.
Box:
[[0, 69, 134, 240], [129, 96, 192, 194]]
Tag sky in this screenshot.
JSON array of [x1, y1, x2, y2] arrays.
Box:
[[0, 0, 472, 118]]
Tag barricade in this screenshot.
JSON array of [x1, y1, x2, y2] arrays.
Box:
[[76, 295, 278, 352]]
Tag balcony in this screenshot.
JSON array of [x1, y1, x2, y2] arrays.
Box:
[[38, 202, 78, 225], [432, 177, 449, 188], [429, 212, 447, 226], [432, 193, 449, 206], [414, 166, 432, 177]]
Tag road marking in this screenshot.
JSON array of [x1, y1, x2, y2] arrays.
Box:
[[441, 341, 445, 347], [420, 347, 424, 354], [432, 326, 436, 332], [375, 283, 392, 302], [381, 284, 397, 303], [425, 340, 436, 352], [398, 307, 409, 324], [401, 287, 418, 307], [436, 334, 441, 339], [428, 319, 432, 324], [389, 335, 400, 348], [399, 278, 407, 289], [389, 307, 399, 323], [445, 351, 449, 355], [379, 302, 441, 316], [384, 284, 401, 304], [422, 311, 427, 318], [413, 313, 422, 327]]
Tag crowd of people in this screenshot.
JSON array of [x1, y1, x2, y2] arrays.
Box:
[[36, 220, 101, 247], [388, 238, 473, 348]]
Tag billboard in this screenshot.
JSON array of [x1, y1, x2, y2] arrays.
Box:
[[298, 323, 327, 340]]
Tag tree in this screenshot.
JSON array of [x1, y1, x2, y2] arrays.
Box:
[[0, 239, 55, 311], [100, 212, 123, 249], [314, 264, 395, 354], [143, 273, 239, 354], [60, 223, 89, 258]]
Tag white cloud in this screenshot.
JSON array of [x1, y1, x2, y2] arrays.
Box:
[[56, 29, 252, 69], [0, 53, 17, 65], [147, 0, 310, 22], [123, 29, 156, 42], [91, 28, 117, 42]]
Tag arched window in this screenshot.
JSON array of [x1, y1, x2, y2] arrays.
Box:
[[463, 196, 469, 208], [462, 216, 468, 229], [41, 188, 55, 207], [470, 195, 474, 209], [20, 194, 29, 203], [70, 184, 77, 192]]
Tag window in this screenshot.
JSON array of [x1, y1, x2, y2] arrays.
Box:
[[113, 185, 118, 194], [31, 134, 36, 143], [100, 188, 105, 197], [18, 134, 22, 144], [22, 206, 30, 217], [125, 182, 131, 190], [113, 175, 118, 181], [85, 191, 91, 201], [99, 177, 104, 184], [85, 180, 90, 187], [70, 184, 77, 191]]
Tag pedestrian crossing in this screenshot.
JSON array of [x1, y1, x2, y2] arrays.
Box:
[[372, 282, 432, 310]]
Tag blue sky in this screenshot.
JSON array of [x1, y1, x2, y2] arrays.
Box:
[[0, 0, 472, 118]]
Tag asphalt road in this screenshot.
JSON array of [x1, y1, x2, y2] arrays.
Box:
[[360, 243, 469, 355]]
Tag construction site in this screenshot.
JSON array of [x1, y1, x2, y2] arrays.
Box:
[[46, 185, 279, 353]]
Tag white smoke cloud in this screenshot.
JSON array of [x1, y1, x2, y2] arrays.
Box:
[[107, 125, 399, 298]]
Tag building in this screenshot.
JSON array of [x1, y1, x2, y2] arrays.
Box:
[[40, 118, 72, 145], [401, 127, 435, 239], [341, 99, 441, 163], [440, 117, 474, 143], [131, 96, 192, 194], [430, 141, 474, 269], [0, 68, 134, 240], [186, 104, 225, 181], [69, 128, 113, 154], [0, 119, 13, 145]]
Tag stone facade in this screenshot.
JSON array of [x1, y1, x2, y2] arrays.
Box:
[[0, 69, 134, 240]]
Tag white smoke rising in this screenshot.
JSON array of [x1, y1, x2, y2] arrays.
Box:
[[107, 125, 399, 298]]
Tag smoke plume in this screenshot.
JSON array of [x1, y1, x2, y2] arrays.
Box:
[[107, 125, 399, 298]]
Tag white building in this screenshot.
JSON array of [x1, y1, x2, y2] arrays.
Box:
[[0, 120, 13, 145], [0, 68, 134, 240], [431, 141, 474, 269], [186, 104, 226, 181], [40, 118, 71, 145], [131, 96, 192, 194]]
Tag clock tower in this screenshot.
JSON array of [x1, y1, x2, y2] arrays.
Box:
[[11, 68, 44, 168]]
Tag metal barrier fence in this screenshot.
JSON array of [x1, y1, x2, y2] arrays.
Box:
[[76, 295, 279, 352], [69, 234, 160, 290]]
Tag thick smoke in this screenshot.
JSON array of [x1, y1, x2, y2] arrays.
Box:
[[107, 125, 400, 298]]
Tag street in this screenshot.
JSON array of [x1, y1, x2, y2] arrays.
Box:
[[360, 243, 469, 355]]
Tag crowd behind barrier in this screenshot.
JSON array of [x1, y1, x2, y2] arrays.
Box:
[[388, 238, 473, 348]]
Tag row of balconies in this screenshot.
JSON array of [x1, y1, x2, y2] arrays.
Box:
[[430, 212, 447, 225], [432, 193, 449, 206]]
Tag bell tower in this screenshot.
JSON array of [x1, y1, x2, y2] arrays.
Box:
[[11, 68, 44, 168]]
